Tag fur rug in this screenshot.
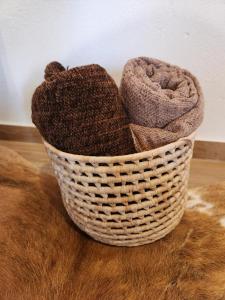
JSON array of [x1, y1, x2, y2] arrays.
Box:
[[0, 145, 225, 300]]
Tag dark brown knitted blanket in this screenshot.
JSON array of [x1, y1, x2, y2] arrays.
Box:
[[120, 57, 204, 151], [32, 62, 135, 156]]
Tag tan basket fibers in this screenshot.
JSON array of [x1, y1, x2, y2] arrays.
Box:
[[44, 134, 194, 247]]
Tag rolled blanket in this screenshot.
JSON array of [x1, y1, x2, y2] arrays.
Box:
[[120, 57, 204, 151], [32, 62, 135, 156]]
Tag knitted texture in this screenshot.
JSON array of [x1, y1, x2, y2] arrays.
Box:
[[32, 62, 135, 156], [120, 57, 204, 151]]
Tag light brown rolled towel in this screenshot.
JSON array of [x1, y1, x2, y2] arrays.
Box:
[[120, 57, 204, 151]]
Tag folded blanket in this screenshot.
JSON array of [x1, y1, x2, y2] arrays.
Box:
[[32, 62, 135, 156], [120, 57, 204, 151]]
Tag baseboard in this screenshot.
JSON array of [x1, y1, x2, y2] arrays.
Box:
[[0, 124, 224, 161], [0, 124, 42, 143], [192, 140, 225, 161]]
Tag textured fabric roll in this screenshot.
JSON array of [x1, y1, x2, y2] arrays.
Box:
[[32, 62, 135, 156], [120, 57, 204, 151]]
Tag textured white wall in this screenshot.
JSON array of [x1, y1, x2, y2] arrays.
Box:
[[0, 0, 225, 141]]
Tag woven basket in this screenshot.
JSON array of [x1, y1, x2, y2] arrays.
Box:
[[44, 134, 194, 247]]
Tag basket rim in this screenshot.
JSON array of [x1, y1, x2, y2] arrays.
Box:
[[43, 131, 196, 163]]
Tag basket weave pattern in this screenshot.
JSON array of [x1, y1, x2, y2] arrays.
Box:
[[45, 136, 194, 247]]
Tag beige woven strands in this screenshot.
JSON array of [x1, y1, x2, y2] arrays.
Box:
[[120, 57, 204, 152], [44, 132, 194, 247]]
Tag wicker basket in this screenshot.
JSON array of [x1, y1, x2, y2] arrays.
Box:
[[44, 134, 194, 247]]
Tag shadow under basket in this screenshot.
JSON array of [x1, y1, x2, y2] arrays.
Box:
[[44, 134, 195, 247]]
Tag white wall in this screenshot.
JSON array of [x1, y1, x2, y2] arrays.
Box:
[[0, 0, 225, 142]]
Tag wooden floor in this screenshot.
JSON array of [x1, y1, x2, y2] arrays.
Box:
[[1, 139, 225, 188]]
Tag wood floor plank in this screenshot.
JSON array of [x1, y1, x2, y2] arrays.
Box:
[[0, 140, 51, 173], [189, 158, 225, 188]]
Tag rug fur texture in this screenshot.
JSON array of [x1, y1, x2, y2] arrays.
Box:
[[0, 145, 225, 300]]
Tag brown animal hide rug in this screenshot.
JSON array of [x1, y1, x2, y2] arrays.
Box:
[[0, 145, 225, 299]]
